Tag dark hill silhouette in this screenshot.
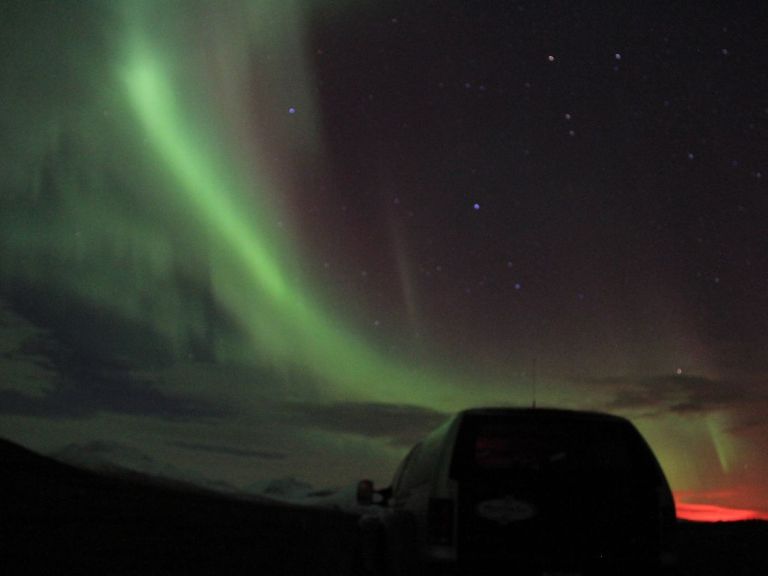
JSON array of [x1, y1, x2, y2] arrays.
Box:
[[0, 438, 360, 575], [676, 519, 768, 576]]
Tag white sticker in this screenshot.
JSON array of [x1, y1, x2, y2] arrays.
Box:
[[475, 496, 536, 524]]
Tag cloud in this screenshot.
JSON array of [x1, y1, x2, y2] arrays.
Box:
[[0, 378, 227, 421], [0, 293, 233, 421], [0, 333, 227, 420], [279, 401, 449, 447], [578, 373, 766, 418], [169, 440, 286, 460], [726, 417, 768, 435], [0, 303, 58, 398]]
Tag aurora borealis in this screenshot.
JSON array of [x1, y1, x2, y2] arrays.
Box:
[[1, 1, 768, 522]]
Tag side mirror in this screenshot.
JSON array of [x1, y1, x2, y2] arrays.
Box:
[[357, 479, 374, 506]]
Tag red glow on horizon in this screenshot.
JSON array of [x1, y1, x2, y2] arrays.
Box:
[[674, 489, 768, 522], [676, 502, 768, 522]]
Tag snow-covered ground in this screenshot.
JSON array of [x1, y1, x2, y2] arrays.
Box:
[[240, 476, 390, 516], [243, 477, 316, 500], [50, 441, 239, 493], [50, 440, 389, 516]]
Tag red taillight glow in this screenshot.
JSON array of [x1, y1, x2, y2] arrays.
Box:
[[428, 498, 454, 545]]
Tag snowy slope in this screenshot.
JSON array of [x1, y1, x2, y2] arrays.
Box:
[[51, 441, 388, 515], [246, 480, 391, 516], [50, 441, 237, 493], [243, 477, 316, 501]]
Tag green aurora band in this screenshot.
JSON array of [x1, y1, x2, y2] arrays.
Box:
[[119, 2, 501, 408]]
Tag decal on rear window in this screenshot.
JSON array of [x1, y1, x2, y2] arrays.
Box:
[[475, 496, 537, 524]]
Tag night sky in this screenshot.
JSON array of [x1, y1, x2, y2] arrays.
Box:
[[1, 1, 767, 521]]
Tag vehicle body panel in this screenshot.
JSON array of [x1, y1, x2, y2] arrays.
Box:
[[379, 408, 676, 575]]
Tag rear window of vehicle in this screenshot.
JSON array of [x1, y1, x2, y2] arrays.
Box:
[[451, 413, 653, 479]]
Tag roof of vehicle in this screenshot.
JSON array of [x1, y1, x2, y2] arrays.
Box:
[[458, 407, 629, 423]]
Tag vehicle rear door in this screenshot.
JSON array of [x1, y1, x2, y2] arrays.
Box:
[[451, 414, 663, 572]]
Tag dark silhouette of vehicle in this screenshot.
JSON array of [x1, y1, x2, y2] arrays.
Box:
[[358, 407, 677, 575]]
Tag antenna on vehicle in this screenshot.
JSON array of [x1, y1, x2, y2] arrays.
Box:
[[531, 357, 537, 409]]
